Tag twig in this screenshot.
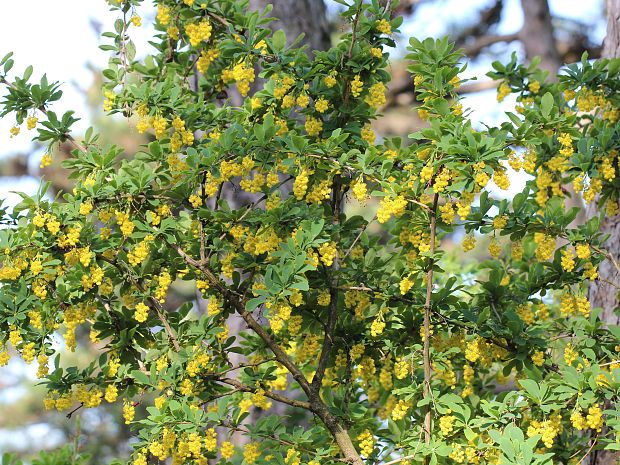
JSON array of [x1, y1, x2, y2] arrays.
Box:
[[66, 402, 84, 419], [462, 32, 520, 57], [591, 244, 620, 275], [312, 176, 343, 392], [343, 215, 375, 260], [577, 434, 598, 464], [101, 255, 181, 352], [0, 76, 87, 153], [218, 377, 311, 410], [422, 193, 439, 464]]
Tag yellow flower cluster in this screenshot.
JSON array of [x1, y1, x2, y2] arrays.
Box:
[[534, 233, 555, 262], [391, 399, 411, 420], [376, 18, 392, 34], [361, 124, 375, 144], [187, 349, 210, 377], [123, 400, 135, 424], [365, 82, 386, 108], [243, 443, 261, 464], [559, 294, 590, 318], [439, 414, 455, 436], [231, 61, 255, 96], [370, 315, 386, 337], [527, 413, 562, 448], [305, 116, 323, 137], [116, 211, 135, 237], [134, 302, 149, 322], [221, 441, 235, 460], [155, 270, 172, 303], [462, 234, 476, 252], [197, 48, 219, 73], [156, 4, 171, 25], [105, 384, 118, 403], [318, 242, 337, 266], [185, 19, 212, 47], [399, 275, 414, 295], [357, 430, 375, 456], [561, 248, 575, 272], [377, 194, 407, 223], [497, 82, 511, 102], [269, 302, 292, 334], [586, 405, 604, 431], [531, 350, 545, 367], [127, 235, 154, 266]]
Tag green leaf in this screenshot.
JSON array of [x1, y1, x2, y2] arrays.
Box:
[[540, 92, 553, 118], [272, 29, 286, 51]]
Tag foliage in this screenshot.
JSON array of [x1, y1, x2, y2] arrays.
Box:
[[0, 1, 619, 465]]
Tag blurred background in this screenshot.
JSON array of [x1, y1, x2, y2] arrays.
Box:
[[0, 0, 608, 462]]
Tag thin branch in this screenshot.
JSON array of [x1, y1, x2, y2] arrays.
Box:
[[422, 192, 439, 464], [0, 76, 87, 153], [462, 33, 520, 57], [312, 175, 343, 392], [172, 243, 312, 395], [101, 255, 181, 352], [591, 244, 620, 275], [66, 402, 84, 419], [577, 434, 598, 464], [343, 215, 375, 260], [217, 377, 311, 410]]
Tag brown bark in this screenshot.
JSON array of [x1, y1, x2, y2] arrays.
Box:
[[582, 2, 620, 463], [519, 0, 562, 73], [249, 0, 331, 53]]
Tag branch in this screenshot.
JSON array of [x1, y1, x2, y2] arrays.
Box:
[[456, 80, 499, 95], [217, 377, 311, 410], [462, 32, 520, 57], [422, 192, 439, 463], [312, 175, 343, 392], [172, 242, 364, 465], [591, 244, 620, 275], [343, 215, 375, 261], [100, 255, 181, 352], [172, 243, 312, 395], [0, 76, 87, 153]]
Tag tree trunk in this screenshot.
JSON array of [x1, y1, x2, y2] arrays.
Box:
[[583, 2, 620, 464], [519, 0, 562, 73], [249, 0, 331, 53]]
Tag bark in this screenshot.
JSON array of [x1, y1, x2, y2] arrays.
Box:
[[582, 2, 620, 463], [519, 0, 562, 73], [249, 0, 331, 53]]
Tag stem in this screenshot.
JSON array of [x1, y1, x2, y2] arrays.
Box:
[[313, 176, 342, 392], [0, 76, 87, 153], [217, 377, 311, 410], [423, 193, 439, 462]]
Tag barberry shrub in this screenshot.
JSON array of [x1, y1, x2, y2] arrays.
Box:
[[0, 1, 619, 464]]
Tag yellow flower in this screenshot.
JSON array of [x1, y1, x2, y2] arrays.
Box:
[[376, 18, 392, 35], [134, 302, 149, 322], [123, 400, 135, 424], [357, 430, 375, 456]]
